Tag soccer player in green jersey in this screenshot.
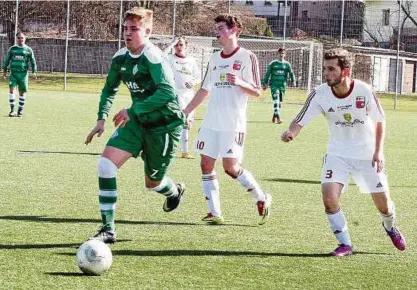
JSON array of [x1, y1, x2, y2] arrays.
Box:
[[2, 32, 37, 117], [85, 7, 186, 244], [261, 48, 295, 124]]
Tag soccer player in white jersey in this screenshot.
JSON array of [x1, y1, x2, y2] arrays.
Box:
[[281, 48, 406, 256], [165, 36, 201, 159], [184, 14, 272, 225]]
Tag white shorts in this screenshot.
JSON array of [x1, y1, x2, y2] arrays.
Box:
[[194, 127, 245, 163], [321, 154, 389, 193]]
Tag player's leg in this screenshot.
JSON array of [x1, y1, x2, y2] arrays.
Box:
[[143, 126, 185, 212], [8, 74, 17, 117], [352, 160, 406, 251], [180, 111, 195, 159], [16, 72, 28, 117], [91, 122, 141, 243], [93, 146, 132, 243], [270, 87, 280, 123], [194, 127, 222, 223], [321, 154, 353, 256], [221, 131, 271, 225]]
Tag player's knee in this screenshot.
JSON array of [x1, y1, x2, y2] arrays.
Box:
[[200, 159, 214, 174], [97, 157, 118, 178]]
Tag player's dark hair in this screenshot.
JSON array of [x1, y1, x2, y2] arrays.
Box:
[[278, 48, 285, 53], [214, 14, 243, 36], [324, 48, 352, 69]]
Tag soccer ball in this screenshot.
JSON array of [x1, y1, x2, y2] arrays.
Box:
[[76, 239, 112, 275]]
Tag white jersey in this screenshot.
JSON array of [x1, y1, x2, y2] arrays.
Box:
[[294, 79, 385, 160], [166, 53, 201, 98], [201, 47, 260, 132]]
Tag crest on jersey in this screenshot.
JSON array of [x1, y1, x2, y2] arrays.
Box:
[[356, 96, 365, 108], [133, 64, 138, 75], [233, 60, 242, 71], [343, 113, 352, 122]]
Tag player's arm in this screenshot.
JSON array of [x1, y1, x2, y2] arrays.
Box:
[[368, 92, 386, 172], [130, 60, 176, 116], [281, 89, 321, 142], [163, 38, 178, 55], [261, 62, 272, 89], [2, 49, 11, 79], [288, 63, 296, 86], [29, 48, 37, 77], [85, 60, 122, 145], [184, 88, 208, 116]]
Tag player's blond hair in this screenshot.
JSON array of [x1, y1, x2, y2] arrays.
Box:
[[124, 7, 153, 29]]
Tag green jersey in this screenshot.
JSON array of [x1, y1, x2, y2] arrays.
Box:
[[3, 44, 37, 73], [98, 42, 185, 133], [262, 60, 294, 90]]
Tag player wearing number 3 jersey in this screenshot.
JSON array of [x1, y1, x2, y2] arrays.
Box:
[[281, 48, 406, 256]]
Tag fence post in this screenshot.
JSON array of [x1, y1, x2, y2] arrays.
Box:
[[172, 0, 176, 37], [394, 0, 402, 109], [307, 42, 314, 96], [228, 0, 231, 14], [118, 0, 123, 50], [283, 0, 287, 44], [340, 0, 345, 46], [64, 0, 70, 90], [14, 0, 19, 44]]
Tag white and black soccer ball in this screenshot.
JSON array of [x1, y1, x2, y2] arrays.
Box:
[[76, 239, 112, 275]]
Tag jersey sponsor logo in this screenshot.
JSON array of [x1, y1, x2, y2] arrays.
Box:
[[328, 107, 335, 112], [218, 64, 229, 70], [133, 64, 138, 75], [214, 73, 231, 87], [337, 104, 352, 111], [13, 55, 24, 61], [126, 81, 145, 93], [356, 96, 365, 108], [233, 60, 242, 71], [213, 66, 217, 71], [121, 67, 126, 71], [343, 113, 352, 122], [335, 119, 365, 127]]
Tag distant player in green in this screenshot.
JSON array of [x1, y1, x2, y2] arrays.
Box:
[[2, 32, 37, 117], [261, 48, 295, 124], [85, 7, 186, 244]]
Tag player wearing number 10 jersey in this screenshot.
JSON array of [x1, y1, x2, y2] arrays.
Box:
[[184, 14, 272, 225]]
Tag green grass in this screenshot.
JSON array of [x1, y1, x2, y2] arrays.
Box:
[[0, 77, 416, 289]]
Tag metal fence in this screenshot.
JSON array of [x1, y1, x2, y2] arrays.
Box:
[[0, 0, 416, 100]]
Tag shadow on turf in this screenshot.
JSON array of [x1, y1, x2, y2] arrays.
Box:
[[58, 249, 388, 258], [0, 215, 254, 228], [45, 272, 86, 276], [264, 178, 321, 184], [17, 150, 100, 156], [0, 240, 132, 250]]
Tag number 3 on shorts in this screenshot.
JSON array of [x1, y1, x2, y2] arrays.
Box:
[[325, 169, 333, 179]]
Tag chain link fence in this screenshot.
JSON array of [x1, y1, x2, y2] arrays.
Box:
[[1, 0, 416, 99]]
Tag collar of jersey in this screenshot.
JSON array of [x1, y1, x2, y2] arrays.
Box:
[[128, 43, 148, 58]]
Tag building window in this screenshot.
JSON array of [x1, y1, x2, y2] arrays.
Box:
[[245, 0, 253, 5], [302, 10, 308, 19], [382, 9, 390, 26], [264, 1, 273, 5]]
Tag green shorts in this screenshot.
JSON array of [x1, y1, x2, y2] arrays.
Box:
[[9, 72, 29, 93], [271, 87, 286, 102], [106, 119, 181, 181]]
